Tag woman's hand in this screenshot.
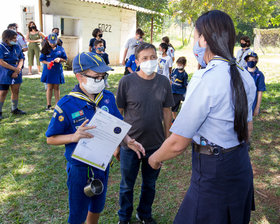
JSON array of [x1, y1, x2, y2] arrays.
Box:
[[71, 119, 96, 143], [11, 72, 18, 79], [148, 154, 162, 170], [54, 58, 61, 63]]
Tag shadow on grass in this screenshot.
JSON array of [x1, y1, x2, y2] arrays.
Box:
[[0, 75, 279, 223]]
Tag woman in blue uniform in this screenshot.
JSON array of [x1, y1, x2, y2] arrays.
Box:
[[149, 10, 256, 224], [40, 33, 67, 110], [0, 30, 26, 120]]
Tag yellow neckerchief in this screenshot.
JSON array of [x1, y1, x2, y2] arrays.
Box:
[[68, 91, 103, 107], [211, 57, 244, 71]]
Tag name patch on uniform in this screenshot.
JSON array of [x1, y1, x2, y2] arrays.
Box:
[[58, 115, 64, 122], [73, 116, 86, 124], [101, 105, 109, 112], [55, 105, 63, 113], [71, 110, 84, 119]]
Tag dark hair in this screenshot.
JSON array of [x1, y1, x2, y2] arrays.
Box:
[[176, 57, 187, 66], [162, 36, 175, 49], [135, 42, 156, 60], [136, 28, 144, 37], [159, 43, 168, 53], [41, 39, 53, 55], [94, 39, 103, 47], [244, 55, 258, 62], [2, 30, 17, 43], [195, 10, 248, 142], [7, 23, 17, 29], [52, 27, 59, 32], [28, 21, 38, 32], [92, 28, 101, 37], [240, 36, 251, 47]]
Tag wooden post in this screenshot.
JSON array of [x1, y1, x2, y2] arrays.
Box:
[[38, 0, 43, 32], [151, 16, 154, 43]]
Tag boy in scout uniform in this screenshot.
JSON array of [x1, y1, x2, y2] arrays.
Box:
[[46, 52, 144, 224]]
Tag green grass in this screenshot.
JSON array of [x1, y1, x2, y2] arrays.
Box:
[[0, 56, 280, 223]]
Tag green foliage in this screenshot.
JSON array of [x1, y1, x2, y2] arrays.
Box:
[[170, 0, 278, 38], [119, 0, 169, 42]]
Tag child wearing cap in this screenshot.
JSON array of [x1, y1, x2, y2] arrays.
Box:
[[171, 57, 188, 120], [46, 52, 144, 224], [40, 33, 67, 110], [244, 52, 266, 116]]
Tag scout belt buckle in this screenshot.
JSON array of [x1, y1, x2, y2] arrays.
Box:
[[84, 178, 104, 197]]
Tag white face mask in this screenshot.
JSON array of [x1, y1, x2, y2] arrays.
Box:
[[158, 51, 163, 56], [140, 60, 158, 76], [82, 77, 105, 94]]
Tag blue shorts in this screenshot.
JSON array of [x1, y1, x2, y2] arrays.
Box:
[[66, 163, 109, 224]]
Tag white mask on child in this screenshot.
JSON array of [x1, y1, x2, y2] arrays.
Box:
[[82, 78, 105, 94]]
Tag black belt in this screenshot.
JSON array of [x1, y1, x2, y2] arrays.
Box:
[[193, 142, 243, 156]]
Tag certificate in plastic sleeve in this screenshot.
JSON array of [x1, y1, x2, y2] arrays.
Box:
[[72, 108, 131, 171]]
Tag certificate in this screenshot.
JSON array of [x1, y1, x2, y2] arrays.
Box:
[[72, 108, 131, 171]]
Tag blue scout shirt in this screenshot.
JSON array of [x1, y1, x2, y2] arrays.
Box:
[[171, 68, 188, 95], [245, 66, 266, 112], [46, 85, 123, 166], [125, 54, 139, 73], [0, 42, 24, 85], [171, 57, 256, 149], [40, 45, 67, 84]]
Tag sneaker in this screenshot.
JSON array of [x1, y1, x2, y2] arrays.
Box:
[[45, 105, 52, 111], [11, 108, 26, 115], [118, 221, 130, 224], [0, 112, 3, 120], [136, 213, 157, 224]]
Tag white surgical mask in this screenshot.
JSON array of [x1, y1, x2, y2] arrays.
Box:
[[140, 60, 158, 76], [82, 78, 105, 94]]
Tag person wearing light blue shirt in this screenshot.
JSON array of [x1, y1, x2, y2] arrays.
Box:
[[149, 10, 256, 224]]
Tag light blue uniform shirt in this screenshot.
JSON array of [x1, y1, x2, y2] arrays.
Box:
[[170, 57, 256, 148]]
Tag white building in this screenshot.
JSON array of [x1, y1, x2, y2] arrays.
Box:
[[0, 0, 157, 66]]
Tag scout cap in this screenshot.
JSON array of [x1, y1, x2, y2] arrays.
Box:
[[48, 33, 58, 44], [73, 52, 113, 73], [244, 52, 258, 61]]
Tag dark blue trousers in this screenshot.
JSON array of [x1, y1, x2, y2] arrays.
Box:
[[118, 147, 160, 221], [174, 143, 255, 224]]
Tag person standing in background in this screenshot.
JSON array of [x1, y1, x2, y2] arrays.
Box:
[[89, 28, 106, 52], [0, 30, 26, 120], [236, 36, 253, 68], [122, 28, 144, 76], [162, 36, 175, 62], [26, 21, 45, 75], [40, 33, 67, 110], [7, 23, 28, 52]]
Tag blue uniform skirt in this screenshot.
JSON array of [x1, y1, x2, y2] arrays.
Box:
[[174, 143, 255, 224]]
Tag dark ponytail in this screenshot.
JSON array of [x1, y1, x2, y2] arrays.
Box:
[[195, 10, 248, 142]]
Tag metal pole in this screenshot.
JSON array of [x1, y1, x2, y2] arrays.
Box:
[[151, 16, 154, 43], [38, 0, 43, 32]]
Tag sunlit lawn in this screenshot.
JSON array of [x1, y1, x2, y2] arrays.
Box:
[[0, 51, 279, 223]]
